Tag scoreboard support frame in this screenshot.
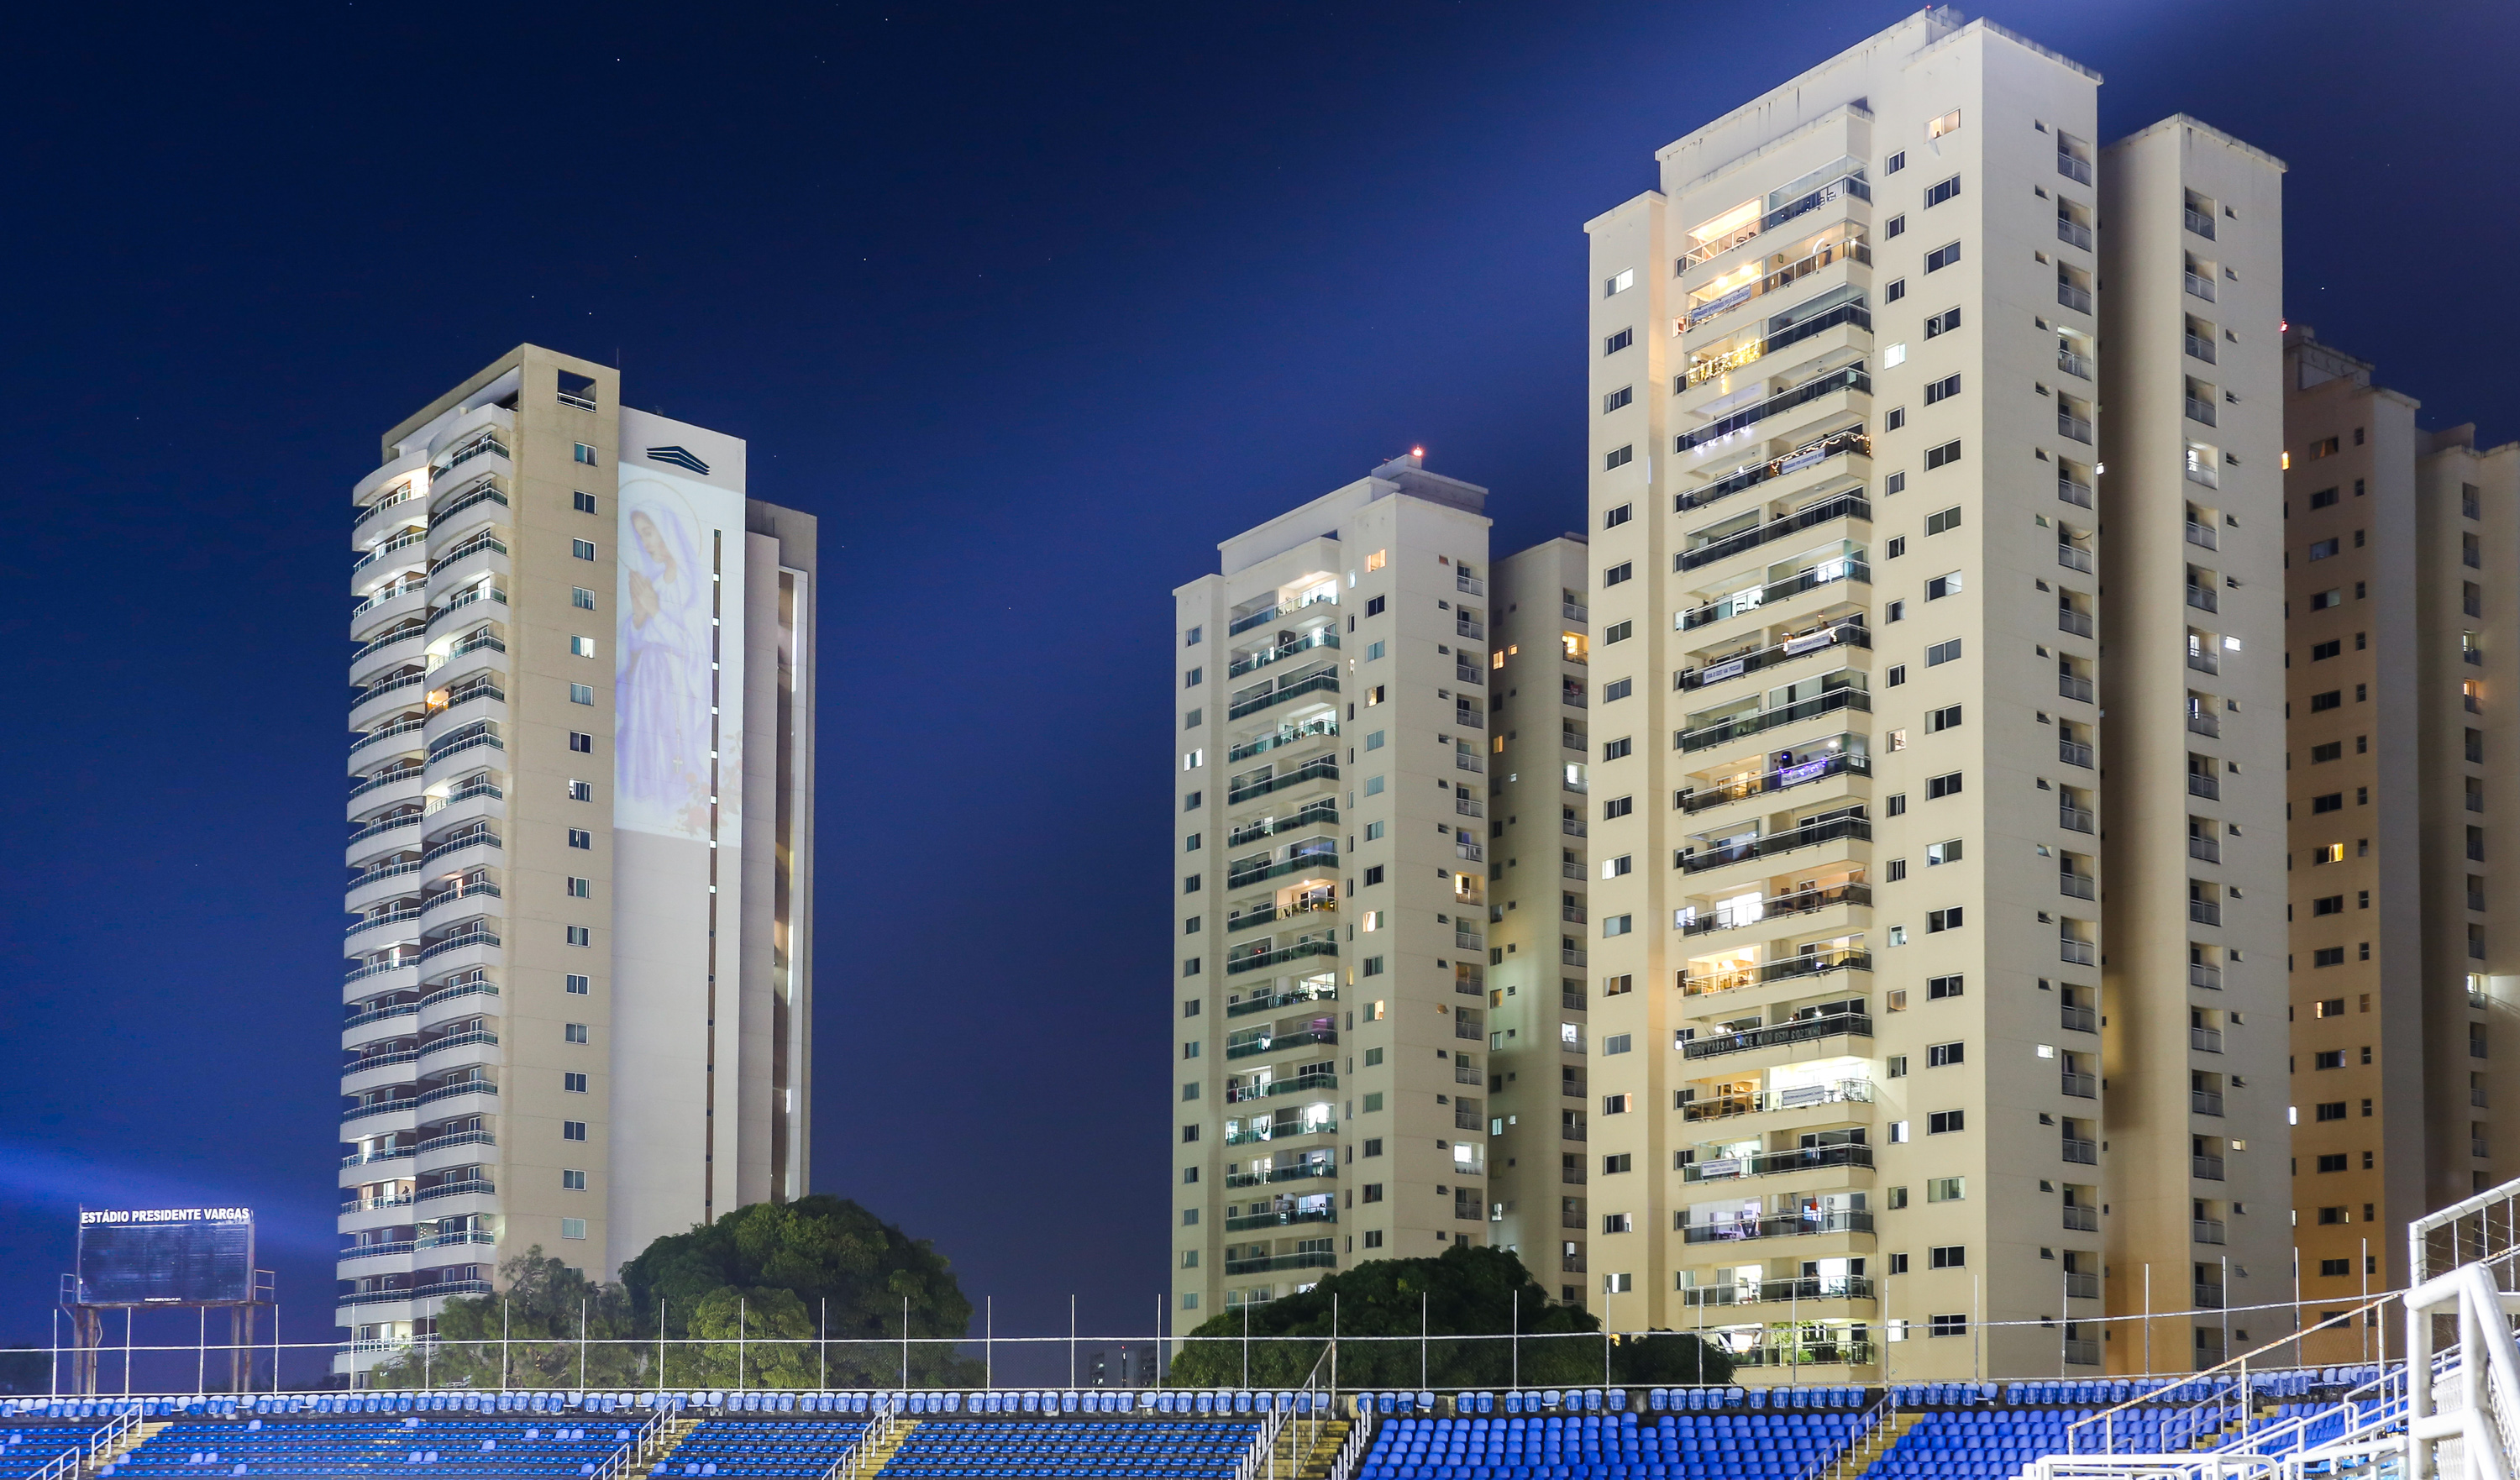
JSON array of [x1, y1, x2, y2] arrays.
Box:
[[56, 1269, 277, 1397]]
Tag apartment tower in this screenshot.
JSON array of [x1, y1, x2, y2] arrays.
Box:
[[1173, 454, 1497, 1317], [1576, 10, 2287, 1378], [2279, 328, 2520, 1362], [339, 346, 816, 1381]]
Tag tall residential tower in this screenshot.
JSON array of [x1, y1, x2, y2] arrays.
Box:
[[338, 346, 816, 1382]]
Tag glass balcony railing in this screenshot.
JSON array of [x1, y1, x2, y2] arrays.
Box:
[[1223, 940, 1338, 979], [429, 480, 509, 527], [1677, 367, 1871, 454], [1681, 1010, 1872, 1061], [1678, 491, 1871, 574], [2061, 938, 2097, 966], [1224, 1071, 1336, 1104], [1679, 814, 1870, 874], [1225, 844, 1337, 891], [1223, 1118, 1337, 1147], [1682, 1209, 1872, 1244], [1677, 621, 1869, 693], [1226, 894, 1333, 935], [1229, 592, 1337, 638], [1680, 558, 1868, 632], [1225, 1021, 1338, 1058], [1680, 881, 1871, 937], [1680, 236, 1872, 337], [1225, 1205, 1336, 1232], [1680, 1274, 1875, 1308], [2057, 151, 2092, 185], [1678, 686, 1869, 753], [1682, 1141, 1873, 1183], [1223, 1251, 1338, 1276], [1682, 947, 1871, 995], [1227, 667, 1339, 722], [1679, 746, 1866, 812], [1227, 801, 1337, 848], [1226, 756, 1336, 805], [2055, 218, 2093, 252], [1683, 1078, 1871, 1123], [1226, 983, 1337, 1019], [1676, 424, 1869, 515], [431, 435, 510, 482], [2056, 282, 2093, 315], [1227, 627, 1339, 679]]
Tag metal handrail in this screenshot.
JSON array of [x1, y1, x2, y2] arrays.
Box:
[[595, 1404, 675, 1480]]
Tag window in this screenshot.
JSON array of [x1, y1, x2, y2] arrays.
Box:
[[569, 731, 594, 753], [2311, 640, 2341, 661], [1886, 600, 1906, 623], [1364, 642, 1384, 661], [2318, 1153, 2349, 1173], [1924, 374, 1961, 404], [2313, 793, 2343, 814], [1928, 974, 1963, 1000], [2313, 896, 2344, 916], [1604, 678, 1632, 702], [1928, 1110, 1965, 1134], [1924, 176, 1961, 207], [1180, 1124, 1200, 1143], [1929, 1245, 1966, 1268], [1364, 595, 1387, 617], [572, 538, 598, 561], [2308, 538, 2339, 561], [1184, 666, 1203, 688], [568, 828, 592, 849], [1924, 241, 1962, 273], [563, 1120, 587, 1141], [572, 443, 598, 466], [1928, 1041, 1965, 1066], [1927, 705, 1961, 732], [570, 683, 595, 706], [1925, 307, 1961, 337], [1184, 626, 1203, 647], [1925, 440, 1962, 470], [1930, 1314, 1967, 1337], [1886, 150, 1908, 174], [1364, 775, 1384, 795], [566, 876, 591, 899], [2311, 691, 2342, 712], [2313, 1050, 2345, 1069], [1928, 108, 1961, 138], [569, 779, 593, 801], [1886, 278, 1907, 303], [1925, 506, 1963, 535], [1602, 916, 1632, 937], [564, 1073, 589, 1094], [562, 1169, 587, 1190], [1926, 639, 1961, 666], [1363, 865, 1384, 886], [1362, 957, 1385, 976], [1926, 574, 1962, 602], [1604, 328, 1634, 355], [1886, 793, 1907, 816], [1887, 536, 1907, 559], [561, 1217, 588, 1240], [2310, 487, 2339, 510], [1601, 1213, 1633, 1234], [1605, 268, 1635, 296], [573, 586, 598, 611], [1885, 213, 1907, 239], [1363, 1139, 1384, 1158], [566, 974, 590, 995], [1926, 839, 1962, 867], [1604, 796, 1633, 820], [564, 1021, 591, 1044], [2315, 1101, 2348, 1122], [1604, 386, 1634, 417], [1363, 821, 1385, 841], [1887, 1055, 1908, 1078], [1605, 444, 1635, 471], [1603, 737, 1632, 761], [1886, 407, 1907, 432], [2320, 1258, 2351, 1278], [572, 490, 599, 514], [1604, 620, 1633, 643], [1887, 664, 1907, 687], [1602, 1094, 1632, 1115], [1927, 908, 1964, 933], [2314, 947, 2346, 968], [1183, 874, 1203, 895], [1603, 562, 1633, 587]]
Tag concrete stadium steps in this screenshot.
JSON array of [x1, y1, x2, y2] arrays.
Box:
[[1260, 1416, 1352, 1480], [645, 1416, 707, 1471], [856, 1418, 920, 1477], [92, 1420, 170, 1472], [1830, 1414, 1916, 1480]]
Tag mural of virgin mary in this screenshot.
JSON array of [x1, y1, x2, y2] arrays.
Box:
[[616, 490, 711, 835]]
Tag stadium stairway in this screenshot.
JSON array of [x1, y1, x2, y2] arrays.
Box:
[[643, 1415, 706, 1473], [92, 1420, 168, 1472], [855, 1417, 919, 1477], [1820, 1413, 1916, 1480], [1259, 1414, 1352, 1480]]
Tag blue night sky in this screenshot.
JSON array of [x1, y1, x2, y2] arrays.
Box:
[[0, 0, 2513, 1384]]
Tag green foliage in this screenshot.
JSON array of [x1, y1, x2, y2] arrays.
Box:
[[1168, 1246, 1729, 1388], [366, 1197, 983, 1390]]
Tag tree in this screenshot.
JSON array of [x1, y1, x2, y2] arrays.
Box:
[[1168, 1246, 1729, 1388], [368, 1247, 649, 1390], [619, 1195, 980, 1388]]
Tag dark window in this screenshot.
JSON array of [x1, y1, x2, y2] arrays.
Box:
[[1925, 440, 1963, 470], [1604, 328, 1634, 355], [1924, 241, 1963, 273], [1928, 1110, 1965, 1134], [1924, 374, 1961, 404], [1924, 307, 1961, 338], [1924, 176, 1962, 207], [1926, 772, 1962, 799]]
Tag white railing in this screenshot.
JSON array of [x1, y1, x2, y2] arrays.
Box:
[[1324, 1401, 1376, 1480], [826, 1409, 898, 1480], [86, 1403, 141, 1470], [1803, 1394, 1894, 1480], [593, 1403, 676, 1480], [26, 1448, 76, 1480]]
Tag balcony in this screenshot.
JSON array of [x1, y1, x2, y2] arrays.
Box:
[[2185, 272, 2215, 302], [1226, 716, 1336, 764], [2186, 398, 2218, 428], [1680, 748, 1867, 812], [1226, 895, 1332, 936], [1682, 881, 1871, 938], [2187, 648, 2219, 676], [1226, 844, 1337, 891], [1229, 592, 1337, 638], [2187, 711, 2220, 739], [348, 907, 423, 942], [1562, 817, 1587, 837], [418, 928, 499, 963], [1683, 1079, 1871, 1124], [1561, 947, 1587, 968], [429, 478, 510, 530], [1225, 1024, 1337, 1062], [1227, 627, 1339, 680], [1681, 1141, 1874, 1183], [1678, 491, 1871, 574], [1676, 424, 1870, 514], [2064, 1204, 2098, 1232], [1682, 1210, 1873, 1245], [344, 1001, 420, 1034], [2186, 333, 2217, 364], [2055, 218, 2092, 252], [1684, 947, 1872, 996], [1680, 557, 1867, 632], [2192, 1154, 2225, 1181], [1227, 800, 1337, 848], [2061, 1004, 2097, 1033], [2058, 674, 2095, 704], [2057, 151, 2092, 185], [1677, 367, 1872, 454], [2059, 872, 2096, 901], [1224, 1117, 1337, 1147], [1224, 1071, 1336, 1104], [2063, 1272, 2100, 1302], [1677, 686, 1870, 753], [1226, 756, 1337, 805], [2192, 1089, 2224, 1115], [1678, 235, 1872, 335], [1226, 983, 1336, 1019], [1457, 572, 1484, 596], [2185, 768, 2223, 801], [417, 1128, 495, 1157], [2055, 540, 2094, 572], [2058, 738, 2093, 769], [2062, 1137, 2097, 1165], [1224, 1205, 1336, 1232], [2056, 412, 2093, 445], [1224, 1159, 1336, 1190], [2057, 609, 2096, 642], [1227, 667, 1339, 722], [1680, 814, 1870, 874], [1676, 621, 1869, 693], [339, 1147, 415, 1170], [1223, 1252, 1338, 1277], [1224, 940, 1338, 978], [1680, 1274, 1875, 1308], [2189, 900, 2221, 927], [2193, 1283, 2225, 1309], [2061, 1072, 2097, 1099], [414, 1177, 495, 1204], [2056, 283, 2093, 315], [2060, 938, 2097, 967], [2188, 963, 2222, 990], [1682, 1010, 1872, 1062], [347, 812, 422, 849], [2186, 837, 2222, 869]]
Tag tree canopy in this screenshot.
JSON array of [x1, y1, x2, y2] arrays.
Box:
[[368, 1196, 980, 1389], [1168, 1246, 1730, 1388]]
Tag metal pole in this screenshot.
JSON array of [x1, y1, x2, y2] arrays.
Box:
[[580, 1297, 588, 1395], [985, 1297, 993, 1390], [1070, 1295, 1078, 1388], [901, 1295, 909, 1390], [1243, 1300, 1251, 1388], [123, 1309, 132, 1397], [2221, 1255, 2231, 1371], [1330, 1294, 1338, 1402], [822, 1298, 829, 1392], [1511, 1292, 1519, 1392], [2360, 1237, 2370, 1366], [50, 1309, 58, 1399], [1420, 1293, 1427, 1390], [739, 1297, 748, 1392], [1971, 1275, 1980, 1383], [272, 1302, 281, 1395], [197, 1306, 206, 1396], [502, 1300, 510, 1391], [2060, 1269, 2067, 1376], [2143, 1267, 2150, 1378], [2292, 1247, 2302, 1365]]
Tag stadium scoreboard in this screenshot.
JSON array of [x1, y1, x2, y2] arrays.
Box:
[[75, 1207, 255, 1305]]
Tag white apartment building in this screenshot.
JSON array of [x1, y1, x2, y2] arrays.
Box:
[[338, 346, 816, 1381], [1574, 10, 2288, 1378], [1172, 454, 1500, 1316]]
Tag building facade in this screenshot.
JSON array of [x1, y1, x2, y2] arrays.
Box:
[[1172, 454, 1498, 1318], [1482, 538, 1595, 1303], [338, 346, 816, 1381], [2279, 328, 2520, 1363], [1573, 9, 2289, 1378]]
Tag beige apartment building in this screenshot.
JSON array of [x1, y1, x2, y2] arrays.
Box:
[[1572, 9, 2290, 1378], [338, 346, 816, 1382], [1173, 454, 1504, 1315], [2279, 328, 2520, 1363], [1481, 538, 1596, 1302]]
